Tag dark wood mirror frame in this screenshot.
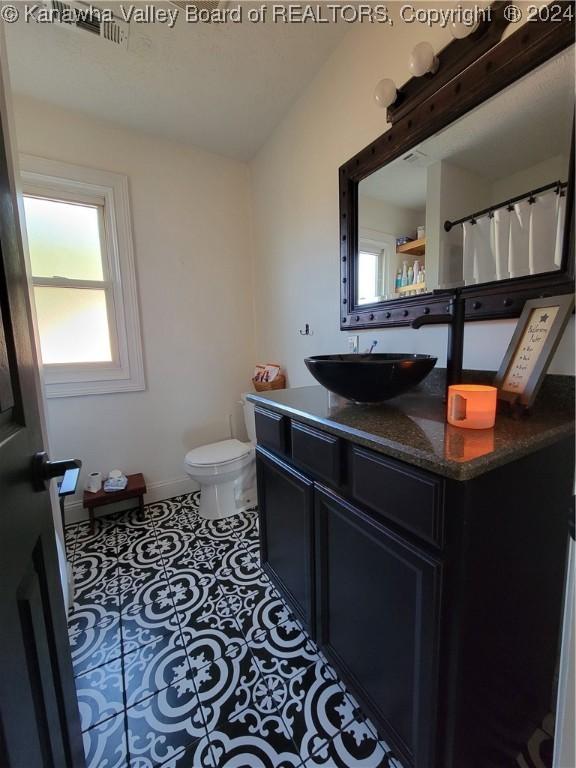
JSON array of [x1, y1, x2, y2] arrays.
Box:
[[339, 2, 575, 330]]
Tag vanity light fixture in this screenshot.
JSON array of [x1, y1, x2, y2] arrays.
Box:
[[409, 42, 439, 77], [373, 78, 398, 108]]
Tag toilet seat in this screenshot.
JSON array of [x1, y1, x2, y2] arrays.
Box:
[[185, 439, 252, 468]]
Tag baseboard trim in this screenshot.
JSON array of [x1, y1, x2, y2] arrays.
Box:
[[63, 475, 199, 524]]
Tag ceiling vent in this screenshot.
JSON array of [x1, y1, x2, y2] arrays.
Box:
[[401, 149, 430, 166], [33, 1, 129, 48]]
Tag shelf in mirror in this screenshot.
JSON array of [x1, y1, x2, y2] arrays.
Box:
[[396, 237, 426, 256], [397, 282, 427, 296]]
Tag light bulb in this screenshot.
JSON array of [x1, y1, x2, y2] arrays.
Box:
[[373, 78, 397, 108], [450, 1, 488, 38], [409, 42, 439, 77], [449, 19, 480, 38]]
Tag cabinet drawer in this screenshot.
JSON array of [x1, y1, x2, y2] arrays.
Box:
[[291, 421, 342, 487], [255, 407, 288, 455], [351, 446, 444, 546]]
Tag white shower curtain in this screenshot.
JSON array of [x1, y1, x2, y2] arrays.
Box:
[[462, 221, 475, 284], [462, 214, 497, 285], [529, 188, 561, 274], [554, 192, 567, 268], [461, 188, 565, 285], [493, 208, 510, 281], [508, 199, 531, 278], [475, 215, 496, 284]]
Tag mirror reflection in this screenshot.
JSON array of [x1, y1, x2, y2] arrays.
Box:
[[357, 46, 574, 306]]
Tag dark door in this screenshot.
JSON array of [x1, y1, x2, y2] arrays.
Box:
[[315, 484, 442, 768], [256, 446, 315, 632], [0, 70, 85, 766]]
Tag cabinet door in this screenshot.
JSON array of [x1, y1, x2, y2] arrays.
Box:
[[315, 485, 441, 768], [256, 447, 314, 631]]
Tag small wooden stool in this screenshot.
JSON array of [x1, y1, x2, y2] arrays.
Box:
[[83, 473, 147, 533]]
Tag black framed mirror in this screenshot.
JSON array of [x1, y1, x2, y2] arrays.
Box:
[[340, 3, 575, 330]]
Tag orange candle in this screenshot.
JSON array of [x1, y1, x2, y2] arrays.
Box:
[[447, 384, 497, 429]]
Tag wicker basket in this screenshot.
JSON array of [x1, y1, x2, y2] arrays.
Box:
[[252, 374, 286, 392]]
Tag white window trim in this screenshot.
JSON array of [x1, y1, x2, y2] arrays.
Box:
[[20, 154, 145, 398]]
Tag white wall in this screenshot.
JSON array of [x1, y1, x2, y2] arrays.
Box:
[[250, 16, 574, 387], [13, 95, 255, 516], [358, 194, 422, 237], [492, 153, 568, 203]]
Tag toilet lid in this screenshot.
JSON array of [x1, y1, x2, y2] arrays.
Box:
[[185, 439, 251, 467]]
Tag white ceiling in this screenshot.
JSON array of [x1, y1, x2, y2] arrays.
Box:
[[5, 2, 348, 160], [360, 46, 574, 208]]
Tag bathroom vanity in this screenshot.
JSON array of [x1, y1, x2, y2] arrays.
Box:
[[247, 379, 574, 768], [247, 11, 575, 765]]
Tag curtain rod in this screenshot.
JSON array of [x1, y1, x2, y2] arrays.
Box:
[[443, 180, 568, 232]]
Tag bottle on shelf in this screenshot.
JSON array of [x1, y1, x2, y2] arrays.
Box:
[[401, 261, 408, 287], [407, 264, 414, 285], [413, 260, 420, 284], [420, 267, 426, 292], [395, 269, 402, 291]]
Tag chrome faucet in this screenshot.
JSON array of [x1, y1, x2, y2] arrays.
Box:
[[411, 290, 465, 398]]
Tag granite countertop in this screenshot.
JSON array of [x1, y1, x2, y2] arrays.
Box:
[[247, 373, 574, 481]]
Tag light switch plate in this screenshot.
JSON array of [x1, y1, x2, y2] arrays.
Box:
[[348, 335, 359, 354]]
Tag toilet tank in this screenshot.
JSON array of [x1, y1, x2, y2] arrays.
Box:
[[241, 393, 257, 444]]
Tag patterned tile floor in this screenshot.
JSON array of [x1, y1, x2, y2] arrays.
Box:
[[65, 492, 403, 768]]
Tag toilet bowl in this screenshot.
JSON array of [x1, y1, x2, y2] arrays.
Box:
[[184, 394, 257, 520]]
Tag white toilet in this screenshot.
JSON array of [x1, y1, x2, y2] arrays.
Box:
[[184, 394, 257, 520]]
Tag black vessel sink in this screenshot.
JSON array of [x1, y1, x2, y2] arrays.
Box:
[[304, 353, 437, 403]]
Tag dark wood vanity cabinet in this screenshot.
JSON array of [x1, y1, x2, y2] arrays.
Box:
[[315, 485, 441, 766], [254, 405, 573, 768], [256, 447, 314, 630]]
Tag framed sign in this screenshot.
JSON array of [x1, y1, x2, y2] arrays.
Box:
[[495, 295, 574, 409]]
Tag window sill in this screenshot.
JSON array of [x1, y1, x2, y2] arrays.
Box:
[[44, 377, 146, 399], [43, 360, 145, 398]]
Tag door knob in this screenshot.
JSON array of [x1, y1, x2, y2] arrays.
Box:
[[32, 451, 82, 492]]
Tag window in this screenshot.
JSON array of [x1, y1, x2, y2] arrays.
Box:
[[357, 233, 396, 305], [25, 196, 113, 365], [20, 156, 144, 397], [357, 249, 385, 305]]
